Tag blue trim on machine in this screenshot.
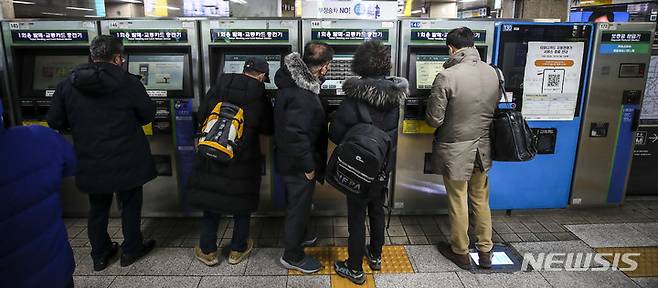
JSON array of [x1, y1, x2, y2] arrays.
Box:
[[607, 105, 636, 204], [489, 22, 594, 210]]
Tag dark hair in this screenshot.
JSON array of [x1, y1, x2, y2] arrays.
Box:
[[588, 9, 614, 22], [90, 35, 124, 62], [303, 41, 334, 68], [446, 27, 475, 49], [352, 40, 391, 77]]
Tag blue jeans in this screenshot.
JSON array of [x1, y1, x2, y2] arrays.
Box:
[[199, 211, 250, 254]]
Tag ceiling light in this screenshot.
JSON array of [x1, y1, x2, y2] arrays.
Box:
[[41, 12, 66, 16], [121, 0, 143, 3], [12, 1, 35, 4], [66, 6, 94, 11], [84, 15, 102, 18], [155, 5, 181, 11]]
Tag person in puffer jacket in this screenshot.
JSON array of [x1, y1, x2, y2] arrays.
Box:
[[0, 101, 77, 288], [328, 40, 408, 285]]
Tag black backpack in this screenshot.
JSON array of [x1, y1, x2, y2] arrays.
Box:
[[489, 64, 538, 162], [327, 103, 392, 199]]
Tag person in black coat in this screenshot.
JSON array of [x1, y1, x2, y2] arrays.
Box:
[[47, 35, 156, 271], [273, 42, 334, 274], [187, 57, 273, 266], [329, 41, 408, 285]]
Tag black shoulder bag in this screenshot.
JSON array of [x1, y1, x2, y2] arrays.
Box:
[[489, 64, 538, 162]]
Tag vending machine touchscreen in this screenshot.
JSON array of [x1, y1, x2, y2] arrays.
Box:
[[31, 55, 88, 91], [127, 54, 187, 93], [222, 54, 281, 90]]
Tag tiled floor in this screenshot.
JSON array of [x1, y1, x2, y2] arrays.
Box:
[[68, 197, 658, 287]]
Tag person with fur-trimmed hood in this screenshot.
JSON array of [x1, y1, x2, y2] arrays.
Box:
[[329, 40, 408, 285], [274, 41, 334, 274]]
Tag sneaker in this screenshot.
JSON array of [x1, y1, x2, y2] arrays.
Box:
[[280, 255, 322, 274], [93, 242, 119, 271], [228, 239, 254, 265], [478, 250, 492, 269], [334, 260, 366, 285], [120, 239, 156, 267], [301, 235, 318, 247], [437, 243, 471, 270], [365, 245, 382, 271], [194, 247, 219, 267]]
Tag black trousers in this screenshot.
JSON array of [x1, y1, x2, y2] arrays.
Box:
[[282, 174, 315, 262], [199, 211, 251, 254], [346, 191, 386, 271], [88, 186, 143, 261]]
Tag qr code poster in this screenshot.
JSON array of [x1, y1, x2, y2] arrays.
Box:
[[522, 41, 585, 121]]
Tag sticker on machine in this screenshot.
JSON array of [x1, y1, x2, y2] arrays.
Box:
[[522, 41, 585, 121]]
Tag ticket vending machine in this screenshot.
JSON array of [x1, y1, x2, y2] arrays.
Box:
[[301, 19, 398, 214], [394, 19, 495, 213], [200, 18, 300, 213], [2, 20, 99, 215], [571, 22, 655, 206], [490, 22, 594, 209], [100, 19, 200, 216]]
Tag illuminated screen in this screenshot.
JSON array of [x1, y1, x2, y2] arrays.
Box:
[[223, 54, 280, 90], [322, 54, 358, 91], [415, 55, 449, 90], [128, 54, 185, 90], [32, 55, 88, 90]]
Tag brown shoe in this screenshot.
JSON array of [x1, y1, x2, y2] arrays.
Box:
[[228, 239, 254, 265], [438, 243, 471, 270], [478, 251, 492, 269], [194, 247, 219, 267]]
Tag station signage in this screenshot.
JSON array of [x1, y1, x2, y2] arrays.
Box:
[[110, 29, 188, 43], [311, 28, 389, 42], [600, 32, 652, 54], [11, 30, 88, 43], [410, 29, 487, 43], [210, 29, 289, 42]]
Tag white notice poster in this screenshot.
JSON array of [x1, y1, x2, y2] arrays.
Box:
[[522, 42, 585, 121]]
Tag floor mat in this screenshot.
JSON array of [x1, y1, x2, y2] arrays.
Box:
[[595, 247, 658, 277]]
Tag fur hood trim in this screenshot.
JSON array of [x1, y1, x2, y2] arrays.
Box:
[[342, 76, 409, 108], [284, 52, 321, 94]]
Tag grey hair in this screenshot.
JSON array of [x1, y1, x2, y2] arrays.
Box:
[[90, 35, 124, 62]]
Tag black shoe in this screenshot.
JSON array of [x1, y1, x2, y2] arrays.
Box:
[[365, 245, 382, 271], [334, 260, 366, 285], [93, 242, 119, 271], [280, 255, 322, 274], [120, 239, 156, 267]]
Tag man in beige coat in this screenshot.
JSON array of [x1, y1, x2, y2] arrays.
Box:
[[425, 27, 500, 270]]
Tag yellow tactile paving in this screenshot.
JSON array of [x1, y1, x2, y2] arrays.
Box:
[[595, 247, 658, 277], [287, 245, 414, 276], [331, 274, 376, 288]]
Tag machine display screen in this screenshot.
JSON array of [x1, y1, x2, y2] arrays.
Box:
[[322, 54, 358, 92], [222, 54, 280, 90], [128, 54, 185, 90], [32, 55, 88, 90], [415, 55, 449, 90]]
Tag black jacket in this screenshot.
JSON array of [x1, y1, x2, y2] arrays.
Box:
[[186, 73, 273, 214], [329, 76, 408, 173], [273, 53, 328, 181], [47, 62, 157, 194]]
